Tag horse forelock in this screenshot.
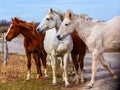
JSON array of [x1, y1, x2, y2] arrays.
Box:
[[48, 13, 54, 20]]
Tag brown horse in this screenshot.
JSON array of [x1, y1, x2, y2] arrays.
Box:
[[6, 17, 47, 80]]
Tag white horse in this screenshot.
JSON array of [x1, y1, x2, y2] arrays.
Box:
[[57, 10, 120, 88], [36, 9, 73, 87]]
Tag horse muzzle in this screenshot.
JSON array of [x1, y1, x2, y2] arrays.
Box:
[[6, 36, 11, 41], [56, 35, 63, 40], [36, 28, 44, 34]]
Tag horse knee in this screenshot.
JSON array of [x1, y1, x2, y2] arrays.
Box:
[[102, 62, 109, 68]]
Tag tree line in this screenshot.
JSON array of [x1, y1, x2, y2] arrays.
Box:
[[0, 20, 11, 27], [0, 19, 39, 27]]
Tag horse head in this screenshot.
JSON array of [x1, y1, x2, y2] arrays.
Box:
[[6, 17, 21, 41], [36, 8, 62, 33], [57, 10, 75, 40]]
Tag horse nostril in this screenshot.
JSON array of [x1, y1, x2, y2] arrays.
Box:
[[57, 35, 60, 39], [36, 28, 39, 32], [5, 36, 10, 41], [57, 35, 62, 40]]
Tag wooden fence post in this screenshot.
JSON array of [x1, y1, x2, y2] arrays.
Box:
[[3, 33, 8, 65], [1, 29, 8, 65], [1, 33, 4, 58]]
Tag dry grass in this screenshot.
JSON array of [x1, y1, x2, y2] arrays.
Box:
[[0, 53, 120, 90], [0, 54, 28, 83], [0, 54, 78, 90]]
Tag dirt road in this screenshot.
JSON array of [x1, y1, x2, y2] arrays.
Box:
[[67, 53, 120, 90]]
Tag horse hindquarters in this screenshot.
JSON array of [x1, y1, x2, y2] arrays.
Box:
[[87, 50, 117, 88]]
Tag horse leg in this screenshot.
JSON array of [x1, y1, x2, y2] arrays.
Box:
[[41, 51, 48, 78], [63, 53, 70, 87], [51, 52, 57, 85], [59, 57, 66, 82], [99, 54, 117, 79], [32, 53, 43, 79], [26, 51, 31, 80], [79, 51, 86, 84], [87, 50, 99, 88], [71, 53, 80, 83]]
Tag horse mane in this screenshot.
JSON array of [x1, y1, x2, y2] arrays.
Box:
[[65, 10, 91, 21], [52, 10, 65, 21], [13, 17, 36, 35], [73, 13, 91, 21]]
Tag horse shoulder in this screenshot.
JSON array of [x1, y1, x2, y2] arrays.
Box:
[[44, 28, 58, 53], [60, 35, 73, 52]]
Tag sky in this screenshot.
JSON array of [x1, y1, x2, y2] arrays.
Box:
[[0, 0, 120, 22]]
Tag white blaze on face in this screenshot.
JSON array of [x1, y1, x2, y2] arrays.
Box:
[[5, 24, 12, 37]]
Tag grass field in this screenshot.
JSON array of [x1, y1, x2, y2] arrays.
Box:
[[0, 53, 120, 90], [0, 54, 82, 90]]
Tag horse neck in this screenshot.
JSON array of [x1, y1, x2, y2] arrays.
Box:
[[54, 13, 62, 30], [74, 17, 95, 43], [20, 25, 37, 42]]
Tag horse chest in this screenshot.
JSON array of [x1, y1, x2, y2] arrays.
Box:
[[24, 40, 39, 53]]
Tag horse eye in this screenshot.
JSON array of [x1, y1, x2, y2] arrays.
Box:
[[46, 18, 50, 21], [65, 23, 70, 26]]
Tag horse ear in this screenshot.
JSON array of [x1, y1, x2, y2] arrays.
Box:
[[66, 10, 72, 20], [48, 8, 53, 14], [11, 18, 13, 21]]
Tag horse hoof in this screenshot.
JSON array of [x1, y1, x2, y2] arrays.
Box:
[[113, 75, 118, 79], [86, 85, 93, 89], [44, 75, 49, 79], [111, 78, 119, 82], [74, 81, 79, 86], [37, 76, 44, 80], [40, 77, 44, 79], [80, 80, 85, 84], [65, 84, 71, 88], [26, 78, 30, 80], [52, 83, 57, 86], [86, 83, 94, 89], [44, 76, 49, 80]]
